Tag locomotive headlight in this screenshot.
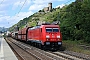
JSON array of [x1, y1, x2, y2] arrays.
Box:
[[46, 42, 50, 45], [57, 35, 60, 38], [46, 35, 50, 38], [58, 42, 62, 45]]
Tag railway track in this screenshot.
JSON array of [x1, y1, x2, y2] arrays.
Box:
[[60, 50, 90, 60], [5, 37, 59, 60], [5, 37, 89, 60], [5, 38, 41, 60]]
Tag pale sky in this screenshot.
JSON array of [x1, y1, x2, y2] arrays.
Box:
[[0, 0, 75, 28]]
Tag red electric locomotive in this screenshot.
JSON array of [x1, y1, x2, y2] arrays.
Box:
[[17, 24, 62, 49]]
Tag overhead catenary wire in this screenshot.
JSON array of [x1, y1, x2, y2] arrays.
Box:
[[14, 1, 22, 16], [13, 0, 27, 28], [64, 0, 74, 4], [17, 0, 27, 16]]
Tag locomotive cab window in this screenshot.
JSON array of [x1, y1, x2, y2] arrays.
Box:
[[46, 28, 52, 32], [53, 28, 59, 32], [46, 28, 59, 32]]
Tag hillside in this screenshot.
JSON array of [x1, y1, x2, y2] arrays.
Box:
[[9, 0, 90, 43]]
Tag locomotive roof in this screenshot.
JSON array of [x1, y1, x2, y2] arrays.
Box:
[[41, 24, 59, 27], [29, 24, 59, 30]]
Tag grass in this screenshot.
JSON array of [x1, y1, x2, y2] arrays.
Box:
[[62, 40, 90, 55]]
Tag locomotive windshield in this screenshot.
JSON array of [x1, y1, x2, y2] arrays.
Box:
[[46, 28, 52, 32], [53, 28, 59, 32], [46, 28, 59, 32]]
